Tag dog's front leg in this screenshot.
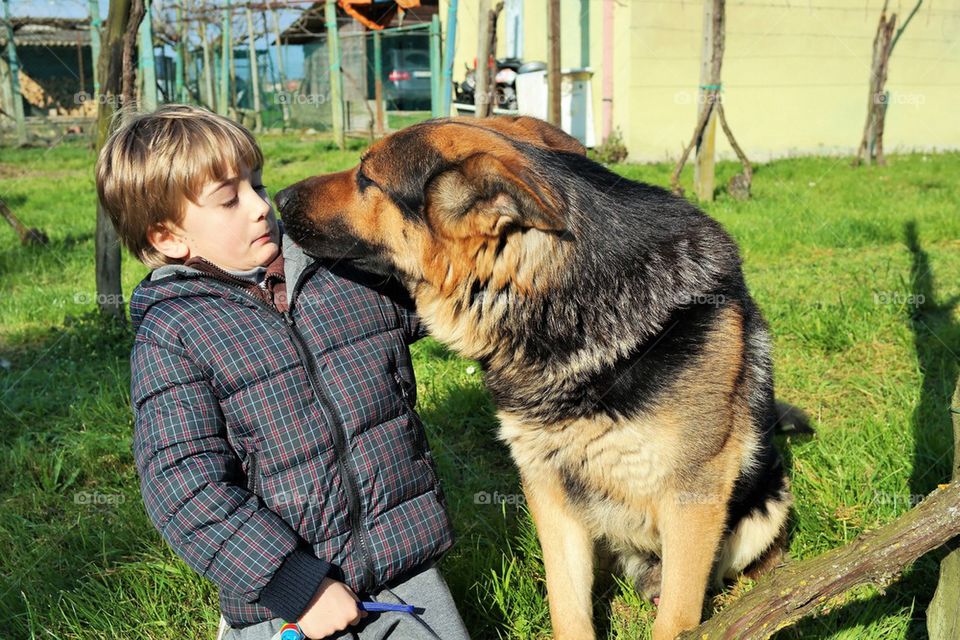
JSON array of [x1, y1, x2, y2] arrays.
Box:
[[522, 470, 596, 640], [651, 492, 728, 640]]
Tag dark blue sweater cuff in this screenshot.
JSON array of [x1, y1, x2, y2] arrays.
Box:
[[259, 548, 332, 622]]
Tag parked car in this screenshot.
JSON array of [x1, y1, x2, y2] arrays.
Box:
[[385, 49, 432, 110]]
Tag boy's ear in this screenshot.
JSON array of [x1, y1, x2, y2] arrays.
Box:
[[147, 223, 189, 260]]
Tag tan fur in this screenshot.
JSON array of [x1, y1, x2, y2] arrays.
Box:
[[494, 307, 760, 639]]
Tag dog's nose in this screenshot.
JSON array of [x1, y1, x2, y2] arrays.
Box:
[[273, 187, 294, 214]]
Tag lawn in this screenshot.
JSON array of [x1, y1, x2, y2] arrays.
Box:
[[0, 132, 958, 639]]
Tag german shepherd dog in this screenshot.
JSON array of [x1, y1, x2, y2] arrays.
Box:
[[277, 117, 805, 640]]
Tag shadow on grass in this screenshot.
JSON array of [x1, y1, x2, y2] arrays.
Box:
[[771, 221, 960, 639]]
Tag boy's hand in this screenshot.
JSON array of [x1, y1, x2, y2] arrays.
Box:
[[297, 577, 367, 639]]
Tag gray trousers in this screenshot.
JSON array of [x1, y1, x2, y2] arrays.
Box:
[[216, 565, 470, 640]]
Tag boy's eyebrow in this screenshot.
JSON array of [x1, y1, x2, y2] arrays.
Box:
[[205, 177, 241, 198]]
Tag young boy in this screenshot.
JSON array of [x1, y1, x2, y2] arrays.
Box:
[[96, 104, 469, 640]]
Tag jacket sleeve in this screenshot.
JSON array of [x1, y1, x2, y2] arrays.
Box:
[[130, 337, 330, 622]]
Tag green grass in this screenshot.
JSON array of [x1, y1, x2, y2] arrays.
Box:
[[1, 136, 958, 639]]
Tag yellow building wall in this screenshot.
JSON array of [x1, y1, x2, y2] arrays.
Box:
[[440, 1, 960, 162]]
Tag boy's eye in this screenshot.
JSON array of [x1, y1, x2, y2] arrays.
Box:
[[224, 194, 239, 208]]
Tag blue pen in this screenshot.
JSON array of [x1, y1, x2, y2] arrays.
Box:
[[358, 600, 416, 614]]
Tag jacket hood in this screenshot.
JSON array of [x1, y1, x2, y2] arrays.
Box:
[[129, 226, 316, 332]]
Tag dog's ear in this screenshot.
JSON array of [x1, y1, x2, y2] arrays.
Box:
[[426, 152, 566, 237], [499, 116, 588, 156], [450, 116, 587, 156]]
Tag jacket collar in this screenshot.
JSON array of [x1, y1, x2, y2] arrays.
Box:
[[149, 222, 316, 293]]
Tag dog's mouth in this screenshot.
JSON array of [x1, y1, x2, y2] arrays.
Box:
[[282, 213, 401, 280]]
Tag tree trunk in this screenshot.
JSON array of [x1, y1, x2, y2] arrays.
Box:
[[678, 481, 960, 639], [95, 0, 144, 322], [854, 1, 923, 167]]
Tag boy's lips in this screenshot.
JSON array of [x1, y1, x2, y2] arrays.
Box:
[[253, 231, 273, 244]]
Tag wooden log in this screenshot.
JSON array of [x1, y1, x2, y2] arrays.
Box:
[[679, 481, 960, 639], [926, 378, 960, 639]]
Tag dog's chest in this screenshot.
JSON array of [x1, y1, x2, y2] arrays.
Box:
[[498, 411, 680, 543]]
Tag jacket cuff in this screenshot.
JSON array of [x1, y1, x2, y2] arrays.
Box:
[[258, 548, 332, 622]]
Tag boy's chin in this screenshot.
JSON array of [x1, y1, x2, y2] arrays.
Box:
[[247, 243, 280, 269]]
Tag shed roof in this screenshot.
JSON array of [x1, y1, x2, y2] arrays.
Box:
[[0, 18, 91, 48], [279, 0, 437, 45]]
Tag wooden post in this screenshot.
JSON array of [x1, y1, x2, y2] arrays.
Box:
[[199, 19, 215, 110], [601, 0, 613, 141], [441, 0, 458, 117], [173, 2, 184, 102], [373, 29, 384, 134], [245, 7, 262, 131], [218, 0, 230, 115], [547, 0, 561, 126], [76, 32, 86, 98], [694, 0, 722, 202], [429, 14, 442, 118], [89, 0, 101, 97], [96, 0, 145, 322], [1, 0, 28, 145], [229, 22, 237, 110], [182, 7, 193, 102], [579, 0, 589, 68], [325, 0, 345, 148], [927, 380, 960, 639], [137, 0, 157, 110], [269, 5, 289, 127], [475, 0, 491, 117]]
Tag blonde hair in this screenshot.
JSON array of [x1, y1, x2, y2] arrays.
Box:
[[95, 104, 264, 268]]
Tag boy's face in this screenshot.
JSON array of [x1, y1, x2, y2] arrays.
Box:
[[150, 166, 280, 271]]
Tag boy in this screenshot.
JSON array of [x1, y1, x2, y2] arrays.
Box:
[[96, 104, 469, 640]]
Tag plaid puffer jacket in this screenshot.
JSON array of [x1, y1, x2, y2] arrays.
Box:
[[128, 232, 454, 628]]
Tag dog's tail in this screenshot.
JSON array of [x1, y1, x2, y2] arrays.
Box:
[[773, 400, 815, 435]]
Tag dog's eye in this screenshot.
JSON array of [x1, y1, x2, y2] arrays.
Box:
[[356, 166, 376, 193]]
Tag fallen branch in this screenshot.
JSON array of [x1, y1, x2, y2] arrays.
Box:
[[0, 197, 48, 246], [679, 481, 960, 639]]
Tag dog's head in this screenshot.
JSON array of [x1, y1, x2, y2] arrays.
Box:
[[277, 117, 585, 297]]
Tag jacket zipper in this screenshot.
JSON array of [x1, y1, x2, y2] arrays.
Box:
[[178, 267, 379, 593], [281, 308, 378, 593]]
